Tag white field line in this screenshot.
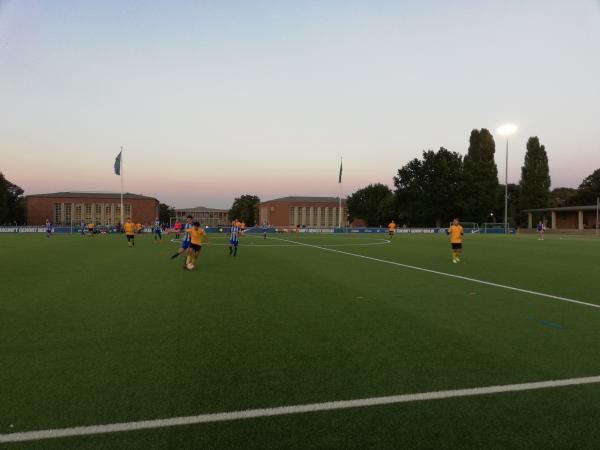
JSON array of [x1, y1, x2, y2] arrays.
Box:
[[558, 237, 600, 243], [2, 376, 600, 443], [169, 238, 391, 248], [273, 237, 600, 310]]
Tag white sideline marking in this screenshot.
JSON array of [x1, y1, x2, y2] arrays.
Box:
[[558, 237, 600, 243], [2, 376, 600, 443], [169, 237, 391, 248], [273, 237, 600, 310]]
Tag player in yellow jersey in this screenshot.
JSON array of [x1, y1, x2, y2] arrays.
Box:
[[87, 222, 95, 237], [184, 222, 208, 270], [388, 220, 396, 239], [123, 217, 136, 247], [447, 218, 464, 263]]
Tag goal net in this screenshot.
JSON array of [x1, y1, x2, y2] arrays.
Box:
[[482, 222, 510, 234], [449, 222, 479, 233]]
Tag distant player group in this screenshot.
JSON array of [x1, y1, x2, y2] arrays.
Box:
[[45, 214, 548, 267], [163, 215, 245, 271]]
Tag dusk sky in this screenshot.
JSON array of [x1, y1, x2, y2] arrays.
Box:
[[1, 0, 599, 208]]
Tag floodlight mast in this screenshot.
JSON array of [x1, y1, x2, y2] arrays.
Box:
[[497, 124, 517, 235]]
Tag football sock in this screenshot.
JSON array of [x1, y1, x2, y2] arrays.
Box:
[[229, 246, 232, 255], [171, 253, 179, 259], [234, 247, 238, 256]]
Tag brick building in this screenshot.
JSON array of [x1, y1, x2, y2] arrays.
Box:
[[524, 205, 599, 230], [26, 192, 159, 226], [174, 206, 229, 227], [258, 196, 348, 227]]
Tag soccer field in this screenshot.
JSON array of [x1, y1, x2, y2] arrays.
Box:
[[1, 231, 600, 449]]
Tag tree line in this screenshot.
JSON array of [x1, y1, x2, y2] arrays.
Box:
[[347, 129, 600, 227], [0, 173, 25, 225]]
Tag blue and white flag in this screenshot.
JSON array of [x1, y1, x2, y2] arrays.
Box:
[[338, 159, 343, 183], [114, 151, 122, 175]]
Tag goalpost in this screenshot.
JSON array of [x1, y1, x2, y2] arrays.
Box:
[[482, 222, 510, 234], [454, 222, 479, 233]]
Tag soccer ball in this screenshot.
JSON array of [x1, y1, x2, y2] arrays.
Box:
[[186, 263, 194, 270]]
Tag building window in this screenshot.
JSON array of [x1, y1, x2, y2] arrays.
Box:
[[85, 204, 92, 222], [289, 207, 295, 226], [54, 203, 62, 225], [105, 204, 112, 225], [64, 203, 72, 225], [297, 207, 303, 226], [95, 204, 102, 224], [124, 204, 131, 219], [73, 205, 81, 222]]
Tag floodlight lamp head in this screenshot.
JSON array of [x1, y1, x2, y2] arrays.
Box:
[[497, 123, 518, 136]]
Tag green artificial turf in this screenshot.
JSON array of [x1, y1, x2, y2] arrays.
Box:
[[1, 231, 599, 449]]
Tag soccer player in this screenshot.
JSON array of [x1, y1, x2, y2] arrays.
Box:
[[46, 219, 53, 238], [124, 217, 136, 247], [153, 217, 162, 242], [174, 220, 182, 239], [536, 220, 545, 240], [184, 221, 207, 270], [80, 219, 86, 236], [229, 220, 240, 256], [170, 215, 194, 263], [87, 221, 95, 237], [388, 220, 396, 239], [447, 218, 464, 263]]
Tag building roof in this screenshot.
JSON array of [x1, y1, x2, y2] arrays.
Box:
[[524, 205, 598, 213], [174, 206, 228, 213], [261, 196, 346, 204], [26, 192, 158, 201]]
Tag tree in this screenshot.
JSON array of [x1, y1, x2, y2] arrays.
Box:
[[550, 187, 577, 208], [229, 194, 260, 226], [158, 203, 175, 224], [518, 137, 551, 214], [0, 173, 25, 224], [393, 148, 463, 227], [347, 183, 396, 227], [575, 169, 600, 205], [461, 129, 499, 223]]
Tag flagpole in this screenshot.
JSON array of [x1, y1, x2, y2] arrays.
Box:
[[120, 146, 124, 228], [338, 156, 342, 229], [596, 197, 600, 234]]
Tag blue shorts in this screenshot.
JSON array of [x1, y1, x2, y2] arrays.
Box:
[[181, 239, 191, 250], [229, 239, 239, 246]]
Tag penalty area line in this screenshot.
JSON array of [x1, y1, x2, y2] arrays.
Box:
[[2, 376, 600, 443], [272, 237, 600, 310]]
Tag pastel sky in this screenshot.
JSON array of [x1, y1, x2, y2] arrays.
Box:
[[1, 0, 599, 208]]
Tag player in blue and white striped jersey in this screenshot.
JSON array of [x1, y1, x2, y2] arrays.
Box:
[[229, 220, 240, 256], [170, 215, 194, 264], [153, 218, 162, 242]]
